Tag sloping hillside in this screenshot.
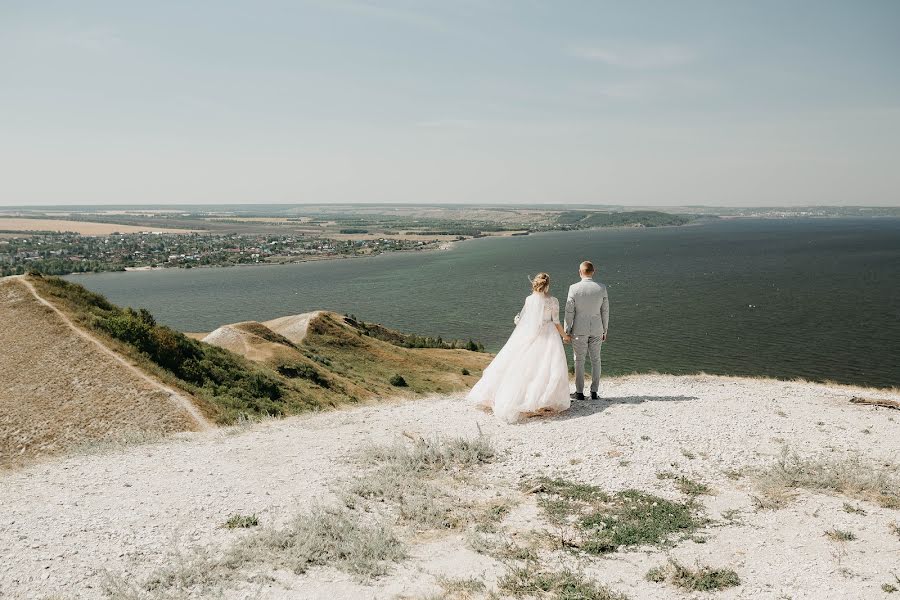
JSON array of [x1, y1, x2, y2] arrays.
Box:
[[1, 275, 490, 468], [0, 277, 205, 469], [201, 311, 491, 403]]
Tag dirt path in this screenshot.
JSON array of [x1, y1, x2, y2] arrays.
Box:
[[17, 276, 212, 432]]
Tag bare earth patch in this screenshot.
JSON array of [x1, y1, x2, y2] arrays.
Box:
[[1, 374, 898, 599], [0, 218, 194, 235]]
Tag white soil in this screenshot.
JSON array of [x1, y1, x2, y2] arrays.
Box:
[[262, 311, 323, 345], [1, 374, 899, 599]]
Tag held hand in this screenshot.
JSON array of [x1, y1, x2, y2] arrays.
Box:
[[563, 334, 572, 344], [602, 332, 607, 342]]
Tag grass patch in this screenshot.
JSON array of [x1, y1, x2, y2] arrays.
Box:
[[347, 435, 496, 529], [437, 576, 486, 597], [223, 514, 259, 529], [657, 471, 712, 497], [646, 559, 740, 591], [106, 505, 405, 597], [754, 448, 900, 509], [467, 531, 539, 563], [825, 528, 856, 542], [842, 502, 867, 515], [890, 522, 900, 540], [530, 477, 703, 554], [499, 567, 628, 600]]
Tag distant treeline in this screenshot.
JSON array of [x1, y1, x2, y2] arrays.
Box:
[[343, 314, 485, 352], [557, 210, 695, 228], [2, 261, 124, 278]]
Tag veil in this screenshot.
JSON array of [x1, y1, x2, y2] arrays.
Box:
[[467, 292, 548, 409]]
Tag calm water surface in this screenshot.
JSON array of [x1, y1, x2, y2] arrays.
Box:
[[68, 219, 900, 388]]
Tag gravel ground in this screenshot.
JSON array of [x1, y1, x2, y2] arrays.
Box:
[[1, 374, 898, 599]]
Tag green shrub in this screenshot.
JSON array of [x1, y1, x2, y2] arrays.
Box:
[[389, 374, 408, 387]]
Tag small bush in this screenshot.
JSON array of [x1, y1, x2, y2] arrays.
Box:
[[825, 528, 856, 542], [461, 368, 470, 376], [389, 374, 408, 387], [657, 472, 712, 497], [499, 567, 628, 600], [276, 361, 330, 388], [646, 560, 740, 591], [223, 514, 259, 529]]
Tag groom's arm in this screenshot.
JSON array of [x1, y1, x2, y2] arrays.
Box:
[[600, 288, 609, 338], [564, 286, 576, 334]]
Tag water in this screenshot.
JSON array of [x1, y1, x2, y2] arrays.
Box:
[[68, 218, 900, 388]]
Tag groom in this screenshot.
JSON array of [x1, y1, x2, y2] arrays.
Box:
[[564, 261, 610, 400]]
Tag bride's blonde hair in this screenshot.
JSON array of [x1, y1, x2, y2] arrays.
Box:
[[531, 272, 551, 294]]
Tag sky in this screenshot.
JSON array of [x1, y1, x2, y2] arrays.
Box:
[[1, 1, 899, 207]]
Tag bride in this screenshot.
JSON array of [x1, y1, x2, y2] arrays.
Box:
[[468, 272, 571, 423]]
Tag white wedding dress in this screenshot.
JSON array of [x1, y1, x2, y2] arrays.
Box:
[[468, 292, 571, 423]]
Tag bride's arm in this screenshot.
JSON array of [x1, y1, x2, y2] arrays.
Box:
[[551, 297, 569, 341]]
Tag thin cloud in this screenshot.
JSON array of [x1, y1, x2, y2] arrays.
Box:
[[309, 0, 449, 31], [570, 43, 696, 69], [415, 118, 480, 129], [3, 24, 122, 53]]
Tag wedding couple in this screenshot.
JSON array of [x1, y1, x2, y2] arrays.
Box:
[[468, 261, 610, 423]]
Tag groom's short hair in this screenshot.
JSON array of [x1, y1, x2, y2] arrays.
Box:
[[580, 261, 595, 275]]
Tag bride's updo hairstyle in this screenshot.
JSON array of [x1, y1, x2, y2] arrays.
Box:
[[531, 272, 551, 294]]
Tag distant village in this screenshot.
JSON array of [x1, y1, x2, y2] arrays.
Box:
[[0, 231, 440, 276]]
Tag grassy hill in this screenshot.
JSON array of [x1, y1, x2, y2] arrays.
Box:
[[0, 277, 203, 469], [25, 275, 490, 427]]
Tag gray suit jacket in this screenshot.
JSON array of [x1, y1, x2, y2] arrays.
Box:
[[564, 278, 609, 336]]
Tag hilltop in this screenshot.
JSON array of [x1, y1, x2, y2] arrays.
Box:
[[0, 275, 489, 469], [1, 374, 898, 599]]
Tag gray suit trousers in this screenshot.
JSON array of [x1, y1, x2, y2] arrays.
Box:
[[572, 335, 602, 394]]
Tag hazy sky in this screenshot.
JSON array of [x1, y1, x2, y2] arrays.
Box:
[[2, 1, 899, 206]]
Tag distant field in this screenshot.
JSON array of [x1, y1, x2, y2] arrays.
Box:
[[0, 218, 194, 235]]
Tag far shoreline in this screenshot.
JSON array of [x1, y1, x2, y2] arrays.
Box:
[[63, 219, 715, 278]]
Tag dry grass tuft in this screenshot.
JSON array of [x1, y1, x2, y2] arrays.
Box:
[[753, 448, 900, 509], [824, 528, 856, 542], [645, 559, 740, 591], [346, 435, 496, 529], [499, 567, 628, 600]]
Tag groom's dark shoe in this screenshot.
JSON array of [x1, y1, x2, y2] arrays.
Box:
[[590, 392, 600, 400], [570, 392, 585, 401]]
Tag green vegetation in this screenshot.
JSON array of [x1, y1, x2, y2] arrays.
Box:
[[389, 374, 408, 387], [646, 560, 740, 591], [556, 210, 693, 229], [499, 567, 628, 600], [342, 314, 485, 351], [529, 477, 703, 554], [842, 502, 867, 515], [657, 471, 713, 497], [30, 275, 295, 423], [223, 514, 259, 529], [27, 276, 488, 424], [825, 528, 856, 542]]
